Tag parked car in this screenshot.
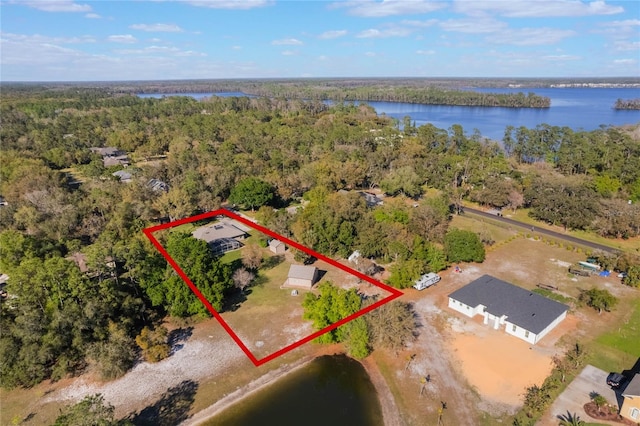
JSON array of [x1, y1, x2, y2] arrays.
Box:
[[618, 272, 627, 278], [607, 372, 627, 388]]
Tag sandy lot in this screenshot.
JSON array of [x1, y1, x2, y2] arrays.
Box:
[[446, 318, 555, 407]]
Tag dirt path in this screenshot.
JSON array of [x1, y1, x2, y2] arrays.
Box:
[[361, 356, 403, 426]]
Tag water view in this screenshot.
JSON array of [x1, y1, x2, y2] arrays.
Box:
[[139, 88, 639, 141], [205, 355, 383, 426]]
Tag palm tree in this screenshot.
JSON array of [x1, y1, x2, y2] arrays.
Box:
[[557, 411, 585, 426]]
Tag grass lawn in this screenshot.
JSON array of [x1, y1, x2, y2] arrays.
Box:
[[589, 301, 640, 373]]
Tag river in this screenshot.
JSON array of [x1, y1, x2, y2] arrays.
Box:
[[138, 88, 640, 141], [203, 355, 383, 426]]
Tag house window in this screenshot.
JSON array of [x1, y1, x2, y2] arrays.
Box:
[[512, 324, 516, 332], [631, 408, 639, 420], [525, 331, 530, 338]]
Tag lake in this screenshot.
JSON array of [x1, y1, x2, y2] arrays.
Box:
[[204, 355, 383, 426], [138, 88, 640, 140]]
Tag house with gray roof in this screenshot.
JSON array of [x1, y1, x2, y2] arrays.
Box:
[[448, 275, 568, 345], [192, 219, 249, 256]]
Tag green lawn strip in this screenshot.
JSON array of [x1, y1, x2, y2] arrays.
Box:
[[589, 302, 640, 372], [532, 288, 573, 304]]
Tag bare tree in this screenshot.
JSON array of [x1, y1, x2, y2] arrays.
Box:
[[233, 268, 255, 294], [507, 190, 524, 213], [242, 244, 262, 270]]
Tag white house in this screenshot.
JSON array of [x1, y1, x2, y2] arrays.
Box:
[[448, 275, 568, 345]]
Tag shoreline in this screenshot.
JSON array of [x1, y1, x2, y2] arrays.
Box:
[[181, 349, 402, 426]]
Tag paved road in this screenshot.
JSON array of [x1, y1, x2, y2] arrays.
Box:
[[463, 207, 620, 255]]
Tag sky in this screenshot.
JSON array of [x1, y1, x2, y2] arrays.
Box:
[[1, 0, 639, 81]]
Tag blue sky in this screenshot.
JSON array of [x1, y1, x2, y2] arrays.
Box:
[[1, 0, 639, 81]]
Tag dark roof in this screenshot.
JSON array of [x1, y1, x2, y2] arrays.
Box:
[[623, 374, 640, 397], [448, 275, 568, 334]]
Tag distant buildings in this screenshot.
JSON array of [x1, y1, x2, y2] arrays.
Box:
[[147, 178, 169, 192], [90, 147, 130, 167]]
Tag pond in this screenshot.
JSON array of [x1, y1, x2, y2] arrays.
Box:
[[204, 354, 383, 426]]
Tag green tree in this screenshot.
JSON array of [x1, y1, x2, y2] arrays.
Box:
[[53, 394, 124, 426], [88, 322, 137, 380], [444, 228, 485, 263], [135, 325, 170, 363], [579, 288, 618, 313], [343, 317, 371, 359], [388, 258, 426, 289], [380, 166, 423, 198], [302, 282, 362, 344], [622, 265, 640, 288], [228, 177, 274, 210], [162, 232, 233, 316]]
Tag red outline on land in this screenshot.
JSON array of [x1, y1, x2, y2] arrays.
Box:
[[143, 208, 403, 366]]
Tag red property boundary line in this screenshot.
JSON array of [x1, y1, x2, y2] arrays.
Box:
[[143, 208, 403, 366]]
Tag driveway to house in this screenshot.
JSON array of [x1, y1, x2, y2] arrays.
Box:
[[463, 207, 620, 255], [538, 365, 621, 426]]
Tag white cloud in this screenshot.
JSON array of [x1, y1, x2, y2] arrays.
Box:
[[333, 0, 446, 18], [272, 38, 303, 45], [365, 51, 376, 57], [613, 58, 636, 64], [318, 30, 348, 40], [356, 27, 412, 38], [85, 13, 101, 19], [186, 0, 271, 10], [0, 32, 95, 44], [231, 45, 242, 50], [453, 0, 623, 17], [22, 0, 92, 12], [281, 50, 297, 56], [440, 18, 507, 34], [613, 40, 640, 51], [486, 27, 576, 45], [107, 35, 138, 44], [129, 23, 184, 32], [541, 54, 581, 60], [416, 49, 435, 55], [401, 19, 438, 28]]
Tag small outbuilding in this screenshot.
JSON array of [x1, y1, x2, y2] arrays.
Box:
[[269, 239, 286, 254], [284, 265, 319, 290]]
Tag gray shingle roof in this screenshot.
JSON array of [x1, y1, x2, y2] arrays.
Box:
[[288, 265, 317, 281], [192, 222, 247, 243], [448, 275, 568, 334], [623, 374, 640, 397]]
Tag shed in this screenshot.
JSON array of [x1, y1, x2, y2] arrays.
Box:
[[269, 239, 286, 254], [448, 275, 568, 345], [284, 265, 319, 290]]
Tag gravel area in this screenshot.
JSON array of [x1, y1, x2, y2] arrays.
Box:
[[44, 338, 246, 417]]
